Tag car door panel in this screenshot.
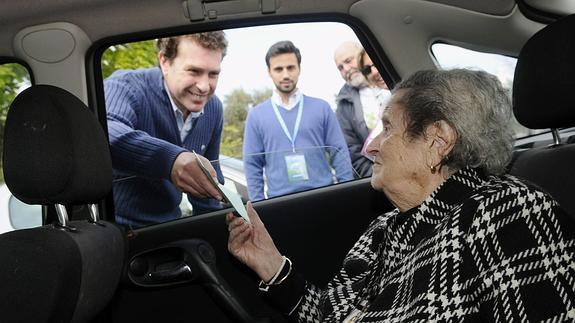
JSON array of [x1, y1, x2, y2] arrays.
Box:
[[109, 178, 393, 322]]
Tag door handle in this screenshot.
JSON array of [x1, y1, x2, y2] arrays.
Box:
[[128, 239, 271, 323], [148, 261, 192, 282]]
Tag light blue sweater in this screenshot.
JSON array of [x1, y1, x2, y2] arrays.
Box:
[[243, 96, 353, 201]]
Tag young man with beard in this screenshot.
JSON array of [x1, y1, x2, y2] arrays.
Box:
[[243, 41, 353, 201], [105, 32, 227, 228], [333, 41, 389, 178]]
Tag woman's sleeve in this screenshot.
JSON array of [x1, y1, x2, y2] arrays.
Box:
[[258, 263, 322, 322]]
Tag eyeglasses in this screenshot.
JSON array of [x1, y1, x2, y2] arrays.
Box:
[[361, 64, 375, 76]]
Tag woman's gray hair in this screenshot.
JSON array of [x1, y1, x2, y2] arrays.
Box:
[[394, 69, 514, 175]]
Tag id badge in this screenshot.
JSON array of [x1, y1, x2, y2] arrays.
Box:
[[285, 153, 309, 182]]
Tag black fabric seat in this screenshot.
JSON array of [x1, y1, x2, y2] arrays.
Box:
[[0, 85, 125, 322], [509, 14, 575, 217]]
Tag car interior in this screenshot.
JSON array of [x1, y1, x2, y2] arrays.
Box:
[[0, 0, 574, 322], [0, 85, 125, 321]]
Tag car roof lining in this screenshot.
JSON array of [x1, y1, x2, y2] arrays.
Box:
[[0, 0, 551, 54], [424, 0, 516, 15], [0, 0, 550, 102], [523, 0, 575, 16], [351, 0, 545, 76]]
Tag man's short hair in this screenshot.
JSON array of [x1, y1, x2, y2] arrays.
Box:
[[265, 40, 301, 68], [157, 31, 228, 62]]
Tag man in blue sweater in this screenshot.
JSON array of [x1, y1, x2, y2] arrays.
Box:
[[243, 41, 354, 201], [105, 32, 227, 228]]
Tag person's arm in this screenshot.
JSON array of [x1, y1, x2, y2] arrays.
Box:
[[325, 105, 355, 181], [243, 111, 266, 201], [227, 205, 388, 322], [226, 203, 316, 320], [105, 78, 184, 180]]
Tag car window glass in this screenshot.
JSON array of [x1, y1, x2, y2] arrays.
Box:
[[431, 43, 545, 139], [0, 62, 39, 234], [101, 22, 370, 228]]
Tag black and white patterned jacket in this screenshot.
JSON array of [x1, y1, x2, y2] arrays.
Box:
[[267, 167, 575, 322]]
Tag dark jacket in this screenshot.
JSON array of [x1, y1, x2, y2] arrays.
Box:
[[335, 84, 373, 177]]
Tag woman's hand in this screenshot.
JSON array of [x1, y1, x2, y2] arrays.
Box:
[[226, 201, 284, 282]]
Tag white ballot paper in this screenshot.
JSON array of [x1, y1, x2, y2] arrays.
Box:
[[218, 184, 250, 224], [194, 152, 250, 224]]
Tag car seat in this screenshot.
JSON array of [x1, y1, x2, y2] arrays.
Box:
[[510, 14, 575, 218], [0, 85, 125, 322]]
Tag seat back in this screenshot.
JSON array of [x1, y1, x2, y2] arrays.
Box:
[[0, 85, 125, 322], [510, 14, 575, 217]]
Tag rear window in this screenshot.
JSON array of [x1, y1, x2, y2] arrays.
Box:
[[1, 62, 32, 182], [431, 43, 544, 139], [0, 62, 41, 234]]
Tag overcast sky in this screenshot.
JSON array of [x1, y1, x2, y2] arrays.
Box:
[[432, 43, 517, 87]]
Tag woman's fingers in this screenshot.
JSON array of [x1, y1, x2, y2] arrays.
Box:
[[228, 223, 252, 260], [229, 220, 248, 240], [225, 212, 236, 227], [246, 201, 263, 226]]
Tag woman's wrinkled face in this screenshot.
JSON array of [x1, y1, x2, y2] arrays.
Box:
[[367, 91, 429, 199]]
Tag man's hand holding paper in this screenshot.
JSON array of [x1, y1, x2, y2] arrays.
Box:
[[193, 151, 250, 223]]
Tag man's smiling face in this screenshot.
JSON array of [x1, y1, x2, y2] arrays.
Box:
[[159, 37, 222, 115]]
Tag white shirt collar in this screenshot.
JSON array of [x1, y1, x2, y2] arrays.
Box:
[[164, 81, 202, 142], [271, 88, 302, 111]]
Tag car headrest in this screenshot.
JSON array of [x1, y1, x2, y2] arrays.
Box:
[[513, 14, 575, 129], [3, 85, 112, 205]]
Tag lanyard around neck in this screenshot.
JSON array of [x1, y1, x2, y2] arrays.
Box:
[[271, 97, 304, 152]]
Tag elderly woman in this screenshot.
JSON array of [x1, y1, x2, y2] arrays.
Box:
[[227, 69, 575, 322]]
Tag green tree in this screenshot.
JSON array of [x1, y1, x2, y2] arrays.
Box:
[[0, 63, 31, 183], [251, 88, 272, 106], [220, 88, 272, 158], [101, 40, 157, 78]]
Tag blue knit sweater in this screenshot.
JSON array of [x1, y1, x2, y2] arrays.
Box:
[[243, 96, 353, 201], [105, 67, 223, 228]]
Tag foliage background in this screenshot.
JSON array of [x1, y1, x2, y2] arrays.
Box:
[[101, 40, 157, 78], [221, 88, 271, 157], [0, 63, 31, 183]]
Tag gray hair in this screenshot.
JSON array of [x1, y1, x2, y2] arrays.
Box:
[[394, 69, 514, 175]]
